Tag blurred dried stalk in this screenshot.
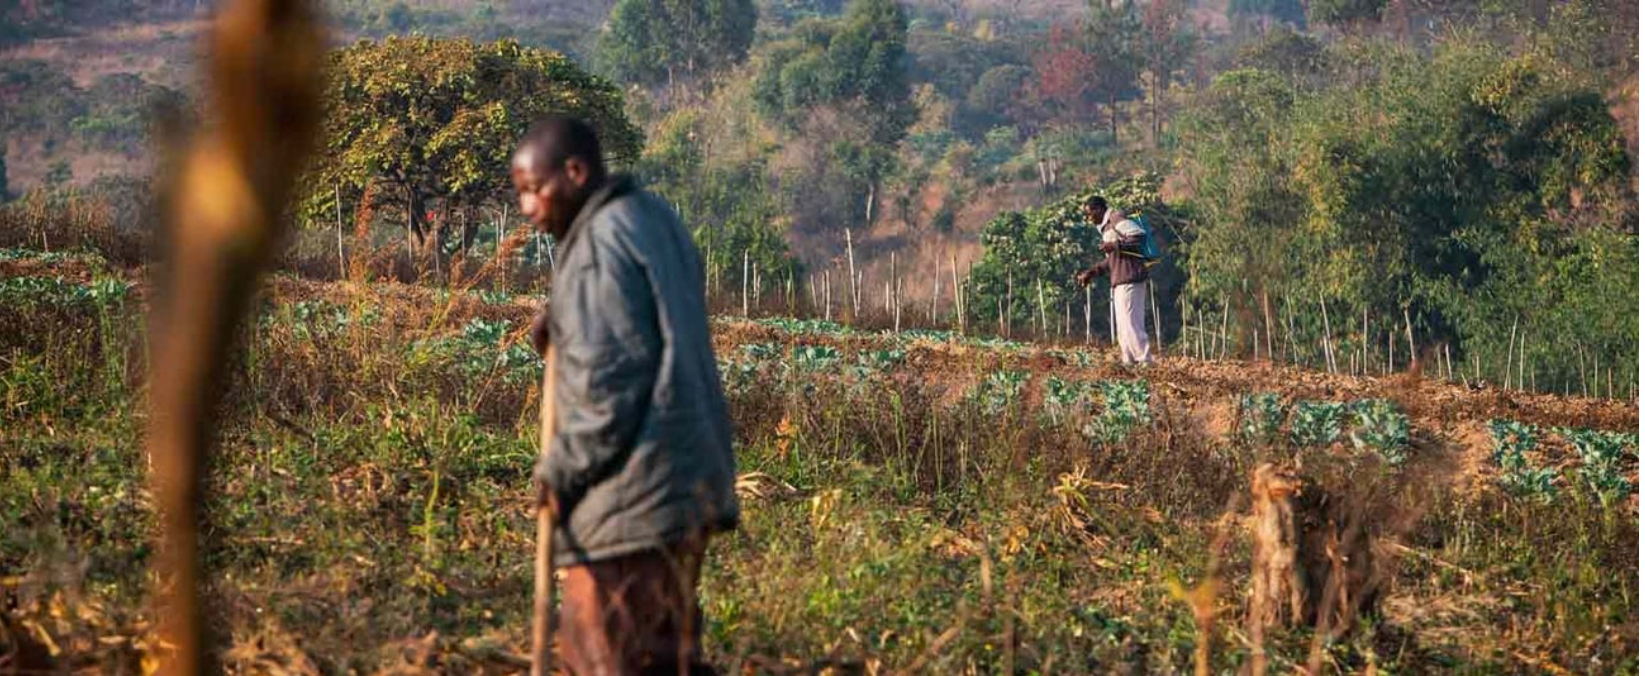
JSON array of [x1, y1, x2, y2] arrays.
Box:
[[144, 0, 322, 673]]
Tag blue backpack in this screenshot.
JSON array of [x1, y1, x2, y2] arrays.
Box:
[[1128, 214, 1163, 264]]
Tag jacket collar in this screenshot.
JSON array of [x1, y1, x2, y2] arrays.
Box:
[[556, 174, 637, 256]]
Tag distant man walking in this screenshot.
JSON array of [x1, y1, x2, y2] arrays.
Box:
[[513, 116, 738, 675], [1075, 195, 1152, 365]]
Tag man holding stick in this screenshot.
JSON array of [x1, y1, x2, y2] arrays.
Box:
[[1074, 195, 1153, 365], [513, 116, 738, 675]]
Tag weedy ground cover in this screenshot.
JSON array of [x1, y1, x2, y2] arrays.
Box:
[[0, 253, 1636, 672]]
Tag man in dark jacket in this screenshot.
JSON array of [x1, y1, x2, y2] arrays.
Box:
[[1074, 195, 1152, 364], [512, 116, 738, 675]]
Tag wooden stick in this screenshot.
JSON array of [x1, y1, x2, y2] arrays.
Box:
[[1404, 306, 1416, 370], [533, 347, 559, 676], [1037, 279, 1048, 337], [147, 2, 323, 672], [1318, 292, 1336, 375], [1362, 307, 1369, 376], [1262, 290, 1274, 363], [846, 229, 858, 317], [741, 250, 749, 317], [824, 269, 832, 322], [1517, 328, 1527, 391], [1151, 280, 1163, 358], [1219, 298, 1230, 361], [1503, 317, 1517, 391], [1084, 283, 1092, 344]]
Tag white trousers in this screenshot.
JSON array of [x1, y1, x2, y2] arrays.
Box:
[[1112, 282, 1152, 365]]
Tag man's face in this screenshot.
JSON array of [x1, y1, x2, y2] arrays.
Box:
[[511, 148, 590, 238], [1084, 204, 1107, 225]]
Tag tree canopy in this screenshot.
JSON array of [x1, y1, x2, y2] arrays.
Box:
[[299, 37, 640, 261], [596, 0, 759, 89]]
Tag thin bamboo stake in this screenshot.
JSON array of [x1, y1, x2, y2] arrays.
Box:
[[741, 250, 749, 317], [1387, 332, 1394, 375], [931, 255, 940, 324], [824, 269, 832, 322], [1503, 317, 1517, 391], [1150, 280, 1163, 358], [1404, 307, 1416, 370], [1219, 298, 1230, 361], [845, 229, 858, 317], [1263, 290, 1274, 362], [335, 185, 345, 278], [1037, 279, 1048, 338], [1318, 292, 1336, 375], [1362, 308, 1369, 376], [1517, 328, 1527, 391], [950, 254, 962, 334], [1084, 283, 1092, 344], [1282, 296, 1299, 366]]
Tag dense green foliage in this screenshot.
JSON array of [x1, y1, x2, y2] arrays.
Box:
[[1175, 27, 1636, 390], [968, 173, 1186, 332], [597, 0, 758, 89], [298, 37, 639, 262]]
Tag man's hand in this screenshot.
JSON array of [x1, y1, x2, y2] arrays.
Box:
[[533, 477, 559, 515], [530, 306, 551, 357], [1074, 268, 1097, 287]]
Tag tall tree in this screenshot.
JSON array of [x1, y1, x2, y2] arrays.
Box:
[[299, 37, 640, 266], [1083, 0, 1144, 142], [753, 0, 913, 226], [1140, 0, 1196, 146], [597, 0, 759, 90]]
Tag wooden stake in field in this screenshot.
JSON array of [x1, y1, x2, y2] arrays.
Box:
[[1403, 307, 1417, 371], [1219, 298, 1230, 361], [1318, 292, 1336, 375], [824, 269, 833, 322], [147, 0, 323, 671], [934, 256, 947, 325], [1503, 317, 1517, 391], [1362, 308, 1370, 377], [1261, 290, 1273, 362], [950, 254, 963, 334], [1037, 279, 1048, 338], [1084, 283, 1092, 344], [741, 250, 749, 317], [845, 229, 858, 318], [1151, 280, 1163, 358]]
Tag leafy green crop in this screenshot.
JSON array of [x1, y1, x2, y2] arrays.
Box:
[[1289, 401, 1345, 447], [1236, 392, 1286, 443], [0, 275, 130, 308], [1347, 399, 1410, 466], [1083, 380, 1151, 445], [896, 328, 962, 343], [1042, 376, 1089, 424], [970, 370, 1029, 414], [790, 345, 843, 372], [1488, 420, 1558, 501], [1558, 427, 1636, 504], [410, 318, 537, 384]]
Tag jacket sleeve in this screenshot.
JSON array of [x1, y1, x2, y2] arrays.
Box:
[[1091, 257, 1110, 275], [536, 234, 661, 515]]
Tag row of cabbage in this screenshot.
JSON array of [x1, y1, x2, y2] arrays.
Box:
[[1487, 420, 1636, 504], [1234, 394, 1412, 466]]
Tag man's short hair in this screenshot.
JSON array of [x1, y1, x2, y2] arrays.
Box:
[[1084, 195, 1108, 212], [519, 116, 607, 177]]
